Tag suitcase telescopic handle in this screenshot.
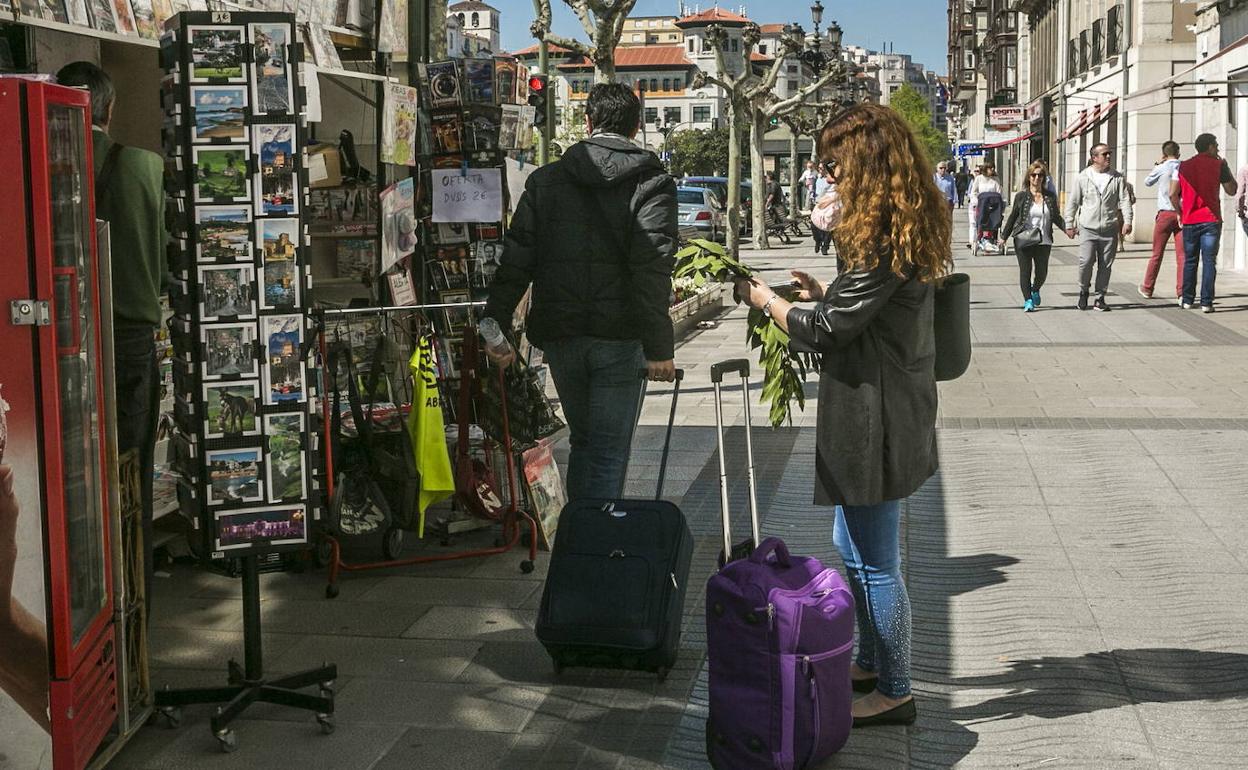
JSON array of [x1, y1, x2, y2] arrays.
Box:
[[635, 368, 684, 500], [711, 360, 761, 563]]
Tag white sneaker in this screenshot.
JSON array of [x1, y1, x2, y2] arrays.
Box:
[[1180, 301, 1194, 310], [1202, 305, 1214, 313]]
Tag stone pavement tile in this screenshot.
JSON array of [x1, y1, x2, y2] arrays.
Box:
[[353, 575, 540, 608], [149, 596, 245, 632], [401, 605, 537, 642], [280, 635, 478, 682], [332, 679, 546, 731], [186, 567, 385, 602], [145, 626, 301, 670], [254, 597, 432, 638], [110, 716, 406, 770], [373, 727, 519, 770]]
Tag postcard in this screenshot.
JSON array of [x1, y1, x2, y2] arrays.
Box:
[[202, 322, 259, 380], [193, 146, 251, 203], [214, 504, 306, 551], [462, 58, 494, 105], [264, 413, 306, 502], [195, 205, 252, 262], [203, 381, 260, 439], [464, 106, 500, 152], [254, 123, 299, 216], [494, 58, 517, 106], [198, 264, 256, 321], [250, 22, 294, 115], [261, 314, 306, 404], [427, 60, 461, 108], [205, 447, 265, 506], [439, 289, 471, 335], [259, 219, 301, 310], [498, 104, 520, 150], [189, 26, 246, 83], [190, 85, 248, 144]]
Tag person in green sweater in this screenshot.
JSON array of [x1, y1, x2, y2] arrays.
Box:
[[56, 62, 168, 609]]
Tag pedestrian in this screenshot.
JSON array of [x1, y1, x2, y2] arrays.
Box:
[[967, 163, 1002, 248], [1170, 133, 1238, 312], [809, 161, 837, 256], [765, 171, 786, 219], [56, 62, 167, 609], [955, 167, 970, 209], [483, 82, 677, 501], [1139, 141, 1184, 299], [734, 103, 951, 728], [1001, 160, 1064, 312], [799, 159, 818, 210], [1063, 143, 1133, 311], [933, 161, 958, 210]]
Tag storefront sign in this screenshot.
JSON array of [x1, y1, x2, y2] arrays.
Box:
[[984, 127, 1026, 144], [431, 168, 503, 223], [988, 106, 1025, 126], [1024, 100, 1044, 124]]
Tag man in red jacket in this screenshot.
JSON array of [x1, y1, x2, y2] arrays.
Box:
[[1171, 133, 1238, 312]]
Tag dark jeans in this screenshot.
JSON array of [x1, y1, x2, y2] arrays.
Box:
[[542, 337, 645, 502], [113, 322, 159, 613], [811, 225, 830, 254], [1015, 243, 1051, 301], [1181, 222, 1222, 307]]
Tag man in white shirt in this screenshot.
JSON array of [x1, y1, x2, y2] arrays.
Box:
[[1140, 141, 1183, 299], [799, 160, 817, 210], [1064, 143, 1134, 311]]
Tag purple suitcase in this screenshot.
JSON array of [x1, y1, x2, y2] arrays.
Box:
[[704, 360, 855, 770]]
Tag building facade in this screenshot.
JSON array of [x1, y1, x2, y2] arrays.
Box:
[[448, 0, 500, 54]]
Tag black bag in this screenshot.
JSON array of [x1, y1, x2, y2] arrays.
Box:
[[480, 359, 565, 452], [327, 341, 393, 537], [933, 273, 971, 382], [535, 370, 692, 678], [1013, 226, 1043, 251]]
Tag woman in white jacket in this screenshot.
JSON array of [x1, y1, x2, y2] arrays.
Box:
[[966, 163, 1002, 248]]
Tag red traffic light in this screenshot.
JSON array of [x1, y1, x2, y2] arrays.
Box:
[[528, 75, 546, 92]]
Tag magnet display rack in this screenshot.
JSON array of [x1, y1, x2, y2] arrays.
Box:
[[157, 11, 335, 751]]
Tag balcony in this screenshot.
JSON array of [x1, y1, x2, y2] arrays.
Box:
[[954, 67, 979, 100]]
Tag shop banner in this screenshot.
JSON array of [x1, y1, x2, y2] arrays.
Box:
[[431, 168, 503, 223]]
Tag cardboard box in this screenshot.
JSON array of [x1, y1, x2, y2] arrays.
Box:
[[308, 143, 344, 189]]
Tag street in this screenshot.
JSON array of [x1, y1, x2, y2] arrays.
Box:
[[114, 209, 1248, 768]]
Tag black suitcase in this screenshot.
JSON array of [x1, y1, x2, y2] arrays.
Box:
[[535, 370, 693, 680]]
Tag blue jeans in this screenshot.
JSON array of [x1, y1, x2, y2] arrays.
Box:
[[542, 337, 645, 501], [1182, 222, 1222, 307], [832, 499, 911, 699]]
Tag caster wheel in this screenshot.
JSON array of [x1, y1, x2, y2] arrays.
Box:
[[156, 706, 182, 729], [317, 714, 335, 735], [520, 560, 535, 574], [382, 527, 404, 560], [657, 667, 670, 683], [325, 584, 340, 599], [215, 729, 237, 753], [314, 538, 334, 568]]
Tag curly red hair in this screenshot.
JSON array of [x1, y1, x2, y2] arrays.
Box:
[[817, 104, 953, 283]]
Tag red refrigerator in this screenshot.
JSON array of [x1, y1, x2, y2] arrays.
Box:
[[0, 78, 117, 770]]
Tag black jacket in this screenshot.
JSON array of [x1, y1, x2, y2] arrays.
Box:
[[1001, 190, 1065, 242], [786, 257, 938, 507], [485, 135, 678, 360]]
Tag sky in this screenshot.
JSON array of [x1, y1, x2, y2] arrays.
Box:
[[491, 0, 950, 74]]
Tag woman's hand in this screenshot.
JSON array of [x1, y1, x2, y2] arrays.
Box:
[[733, 277, 776, 311], [790, 270, 826, 302]]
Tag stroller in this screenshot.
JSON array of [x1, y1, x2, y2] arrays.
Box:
[[973, 191, 1005, 255]]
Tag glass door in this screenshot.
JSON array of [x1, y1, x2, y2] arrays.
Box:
[[45, 100, 109, 650]]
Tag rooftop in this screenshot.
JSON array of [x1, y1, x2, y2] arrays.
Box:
[[448, 0, 498, 10], [558, 45, 693, 70], [674, 7, 752, 27]]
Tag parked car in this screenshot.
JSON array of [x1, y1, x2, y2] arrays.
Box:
[[682, 176, 752, 233], [677, 186, 726, 243]]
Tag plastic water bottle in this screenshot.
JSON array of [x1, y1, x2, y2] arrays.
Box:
[[478, 317, 510, 357]]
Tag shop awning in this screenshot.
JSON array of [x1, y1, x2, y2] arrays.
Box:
[[983, 131, 1036, 149], [1057, 98, 1118, 142], [1122, 33, 1248, 112], [1058, 109, 1089, 141]]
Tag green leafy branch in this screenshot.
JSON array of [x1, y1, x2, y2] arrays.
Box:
[[673, 239, 814, 427]]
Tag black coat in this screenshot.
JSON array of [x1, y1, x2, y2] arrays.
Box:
[[1001, 190, 1065, 242], [485, 135, 678, 361], [786, 258, 938, 507]]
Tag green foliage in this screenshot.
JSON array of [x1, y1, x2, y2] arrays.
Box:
[[672, 239, 813, 427], [667, 127, 750, 178], [889, 84, 950, 166]]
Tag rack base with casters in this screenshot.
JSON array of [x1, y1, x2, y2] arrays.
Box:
[[152, 556, 337, 751]]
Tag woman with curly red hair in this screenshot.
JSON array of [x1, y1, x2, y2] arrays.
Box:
[[736, 103, 953, 728]]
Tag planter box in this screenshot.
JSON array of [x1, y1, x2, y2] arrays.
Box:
[[671, 284, 727, 340]]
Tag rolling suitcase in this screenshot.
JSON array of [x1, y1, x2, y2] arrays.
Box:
[[704, 359, 856, 770], [535, 369, 693, 680]]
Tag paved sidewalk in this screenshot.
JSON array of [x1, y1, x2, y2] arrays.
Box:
[[114, 211, 1248, 768]]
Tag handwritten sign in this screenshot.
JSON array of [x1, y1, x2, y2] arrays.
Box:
[[431, 168, 503, 223]]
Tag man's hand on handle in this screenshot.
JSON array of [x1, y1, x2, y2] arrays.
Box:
[[646, 360, 677, 382]]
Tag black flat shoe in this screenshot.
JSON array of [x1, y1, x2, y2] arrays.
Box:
[[851, 677, 877, 694], [852, 698, 917, 728]]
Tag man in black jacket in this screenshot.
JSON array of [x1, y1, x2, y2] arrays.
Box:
[[485, 82, 677, 501]]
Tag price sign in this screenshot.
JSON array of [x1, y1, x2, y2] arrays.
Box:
[[431, 168, 503, 223]]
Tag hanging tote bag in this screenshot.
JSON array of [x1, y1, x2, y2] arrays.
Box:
[[933, 273, 972, 382], [454, 331, 506, 521]]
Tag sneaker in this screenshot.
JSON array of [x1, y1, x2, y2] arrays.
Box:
[[1137, 286, 1153, 299], [1093, 296, 1110, 312], [1023, 298, 1035, 312], [1031, 289, 1041, 307], [1077, 290, 1089, 311], [1181, 301, 1194, 310], [1202, 305, 1214, 313]]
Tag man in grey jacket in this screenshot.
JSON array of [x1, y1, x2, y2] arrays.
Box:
[[1064, 143, 1134, 311]]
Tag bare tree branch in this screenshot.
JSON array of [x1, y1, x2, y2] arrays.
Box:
[[764, 64, 844, 116]]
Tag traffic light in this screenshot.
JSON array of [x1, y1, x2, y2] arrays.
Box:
[[528, 74, 549, 129], [769, 115, 780, 127]]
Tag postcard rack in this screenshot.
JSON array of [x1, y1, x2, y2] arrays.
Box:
[[311, 303, 540, 599], [155, 11, 336, 751]]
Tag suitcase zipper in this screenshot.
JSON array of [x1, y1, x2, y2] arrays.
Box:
[[753, 603, 776, 631]]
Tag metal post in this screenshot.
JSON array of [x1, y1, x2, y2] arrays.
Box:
[[739, 375, 760, 547], [538, 40, 549, 164], [407, 0, 430, 74], [713, 381, 733, 560], [242, 556, 263, 681]]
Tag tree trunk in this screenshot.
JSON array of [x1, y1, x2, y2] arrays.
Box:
[[750, 111, 768, 250], [430, 0, 448, 59], [594, 57, 615, 83], [788, 129, 800, 213], [725, 109, 742, 257]]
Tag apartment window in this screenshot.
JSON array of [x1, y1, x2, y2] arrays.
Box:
[[688, 38, 695, 52], [456, 13, 464, 25], [471, 11, 479, 27], [650, 78, 659, 91], [890, 84, 899, 93], [759, 43, 767, 55], [693, 105, 711, 123], [672, 79, 682, 90], [702, 37, 712, 52], [649, 19, 658, 27], [632, 33, 641, 42], [664, 106, 681, 124], [644, 107, 658, 123], [1079, 28, 1089, 73], [787, 64, 797, 73], [1107, 4, 1123, 57], [1091, 19, 1104, 65], [730, 38, 739, 52], [787, 80, 799, 91], [662, 78, 671, 91]]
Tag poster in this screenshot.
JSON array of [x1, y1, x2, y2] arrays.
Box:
[[381, 83, 419, 167], [250, 23, 294, 115], [498, 104, 519, 150], [253, 123, 298, 216], [214, 505, 306, 552], [0, 382, 54, 767], [462, 58, 494, 105], [522, 440, 566, 550], [431, 168, 503, 223], [379, 177, 416, 273]]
